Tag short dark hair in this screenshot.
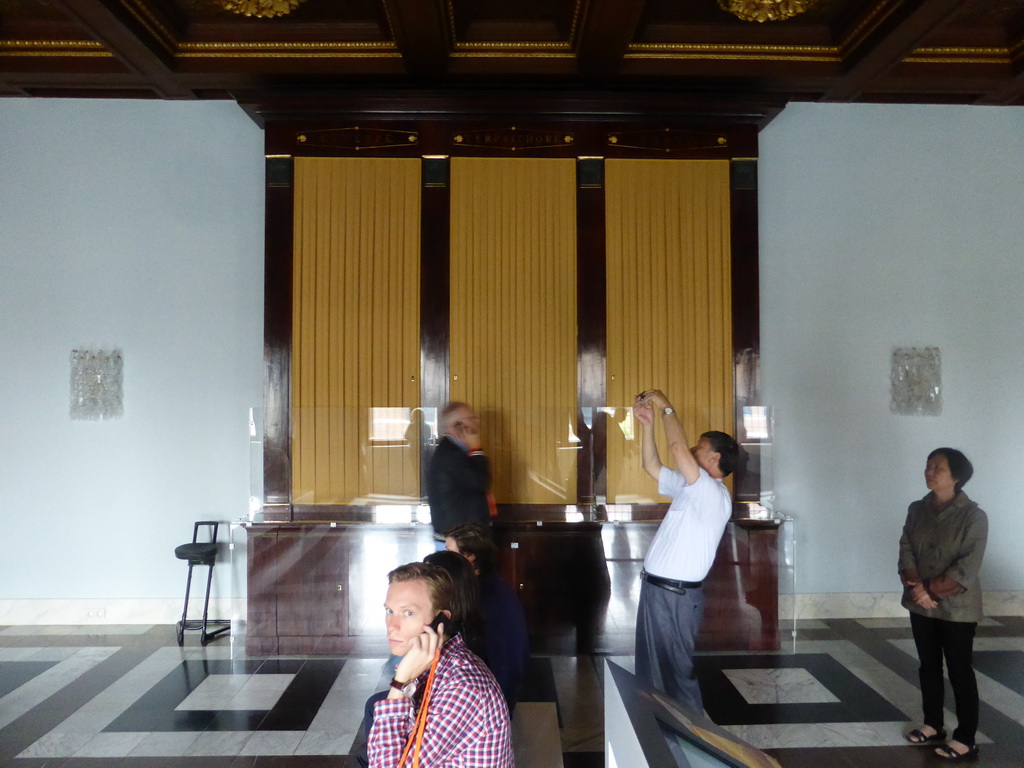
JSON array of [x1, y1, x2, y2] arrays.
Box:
[[928, 447, 974, 494], [423, 550, 480, 634], [387, 562, 454, 616], [702, 430, 739, 477], [444, 522, 498, 574]]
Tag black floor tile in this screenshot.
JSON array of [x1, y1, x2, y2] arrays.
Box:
[[973, 650, 1024, 696], [697, 653, 906, 726]]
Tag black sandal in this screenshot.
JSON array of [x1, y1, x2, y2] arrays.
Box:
[[906, 727, 946, 744], [934, 743, 979, 760]]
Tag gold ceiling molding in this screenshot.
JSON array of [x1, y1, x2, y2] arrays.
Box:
[[450, 51, 577, 60], [215, 0, 306, 18], [453, 41, 574, 52], [177, 50, 401, 58], [176, 41, 398, 58], [717, 0, 822, 23], [627, 42, 838, 63], [0, 40, 111, 57], [904, 47, 1010, 65]]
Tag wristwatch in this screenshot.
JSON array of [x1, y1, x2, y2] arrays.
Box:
[[390, 677, 418, 698], [662, 407, 675, 415]]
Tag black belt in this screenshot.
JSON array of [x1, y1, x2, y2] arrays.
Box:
[[641, 570, 703, 592]]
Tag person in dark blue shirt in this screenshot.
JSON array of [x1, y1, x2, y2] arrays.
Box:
[[445, 523, 529, 713]]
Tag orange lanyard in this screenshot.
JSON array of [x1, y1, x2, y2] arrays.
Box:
[[398, 646, 442, 767]]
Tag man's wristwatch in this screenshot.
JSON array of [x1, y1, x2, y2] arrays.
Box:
[[662, 407, 675, 415], [390, 677, 418, 698]]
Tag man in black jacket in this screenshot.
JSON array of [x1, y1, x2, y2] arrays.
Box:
[[427, 402, 491, 542]]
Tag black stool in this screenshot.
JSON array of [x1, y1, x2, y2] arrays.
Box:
[[174, 521, 230, 646]]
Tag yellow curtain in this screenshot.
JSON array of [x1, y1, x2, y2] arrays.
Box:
[[605, 159, 733, 502], [449, 158, 578, 504], [292, 158, 421, 504]]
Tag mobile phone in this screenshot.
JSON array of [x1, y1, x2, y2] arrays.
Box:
[[427, 613, 446, 632]]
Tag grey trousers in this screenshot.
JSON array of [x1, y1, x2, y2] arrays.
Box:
[[634, 578, 705, 715]]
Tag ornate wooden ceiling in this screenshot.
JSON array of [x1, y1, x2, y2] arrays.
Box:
[[3, 0, 1024, 125]]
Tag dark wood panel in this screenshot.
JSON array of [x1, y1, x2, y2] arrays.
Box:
[[698, 524, 780, 652], [245, 520, 779, 655], [274, 531, 350, 639], [263, 156, 294, 515], [420, 155, 451, 489], [576, 157, 607, 506], [245, 529, 281, 655], [730, 163, 761, 503]]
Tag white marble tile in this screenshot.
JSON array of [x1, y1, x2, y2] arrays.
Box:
[[0, 646, 120, 730], [512, 702, 563, 768], [791, 640, 922, 721], [127, 731, 201, 757], [183, 730, 251, 756], [0, 646, 48, 661], [975, 636, 1024, 652], [17, 731, 95, 758], [308, 657, 384, 739], [295, 728, 353, 755], [73, 731, 149, 757], [723, 721, 917, 749], [238, 730, 305, 756], [722, 668, 839, 705], [176, 673, 294, 710], [52, 707, 124, 733]]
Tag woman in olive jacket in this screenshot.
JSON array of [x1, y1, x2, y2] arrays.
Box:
[[898, 447, 988, 761]]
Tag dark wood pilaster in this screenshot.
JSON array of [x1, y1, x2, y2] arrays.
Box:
[[263, 155, 294, 522]]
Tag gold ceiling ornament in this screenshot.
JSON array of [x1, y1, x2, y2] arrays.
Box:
[[717, 0, 821, 23], [216, 0, 306, 18]]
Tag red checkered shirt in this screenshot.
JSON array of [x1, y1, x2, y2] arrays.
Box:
[[368, 633, 514, 767]]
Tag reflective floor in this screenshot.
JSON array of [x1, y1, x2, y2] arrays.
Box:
[[2, 617, 1023, 767]]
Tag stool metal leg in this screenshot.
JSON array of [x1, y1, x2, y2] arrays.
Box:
[[199, 561, 231, 646], [200, 560, 214, 645], [176, 562, 196, 646]]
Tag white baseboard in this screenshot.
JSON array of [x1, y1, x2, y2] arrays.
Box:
[[780, 591, 1024, 620], [0, 598, 240, 626]]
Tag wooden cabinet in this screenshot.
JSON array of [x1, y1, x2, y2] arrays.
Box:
[[246, 524, 432, 655], [698, 521, 780, 652], [245, 518, 780, 655], [493, 521, 610, 654]]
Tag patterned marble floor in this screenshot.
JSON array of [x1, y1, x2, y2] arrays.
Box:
[[1, 617, 1022, 767]]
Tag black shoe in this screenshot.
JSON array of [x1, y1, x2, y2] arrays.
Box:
[[934, 742, 979, 760], [905, 727, 946, 744]]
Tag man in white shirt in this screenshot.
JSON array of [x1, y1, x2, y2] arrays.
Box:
[[633, 389, 739, 715]]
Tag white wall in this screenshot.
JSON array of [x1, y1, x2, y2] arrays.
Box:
[[760, 103, 1024, 614], [4, 99, 1021, 622], [0, 99, 264, 622]]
